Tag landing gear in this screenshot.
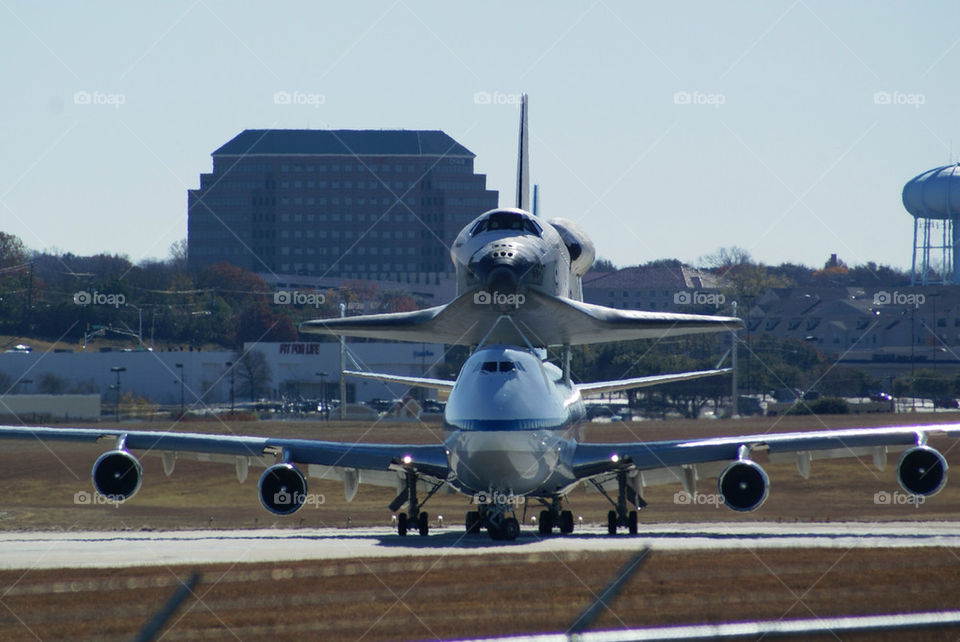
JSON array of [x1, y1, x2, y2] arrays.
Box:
[[534, 498, 575, 536], [418, 511, 429, 536], [465, 501, 523, 540], [538, 510, 552, 535], [390, 469, 442, 537], [593, 469, 645, 536], [465, 510, 481, 534], [488, 514, 520, 540]]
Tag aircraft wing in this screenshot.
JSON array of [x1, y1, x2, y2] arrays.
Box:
[[0, 426, 450, 482], [343, 370, 455, 392], [300, 290, 741, 347], [571, 424, 960, 490], [577, 368, 732, 396]]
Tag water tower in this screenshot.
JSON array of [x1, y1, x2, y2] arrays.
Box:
[[903, 163, 960, 285]]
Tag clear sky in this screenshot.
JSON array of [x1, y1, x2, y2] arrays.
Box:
[[3, 1, 959, 271]]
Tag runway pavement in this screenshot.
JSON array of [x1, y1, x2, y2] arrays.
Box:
[[2, 521, 958, 569]]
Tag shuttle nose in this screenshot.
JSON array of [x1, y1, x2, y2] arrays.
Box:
[[469, 242, 536, 294]]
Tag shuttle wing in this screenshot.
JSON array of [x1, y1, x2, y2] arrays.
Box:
[[301, 290, 741, 347]]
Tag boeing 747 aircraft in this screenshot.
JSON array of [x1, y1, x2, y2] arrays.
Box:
[[0, 97, 956, 540]]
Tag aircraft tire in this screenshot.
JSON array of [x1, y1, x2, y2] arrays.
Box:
[[418, 512, 429, 536]]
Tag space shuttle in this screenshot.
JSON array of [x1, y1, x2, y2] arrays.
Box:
[[301, 95, 740, 347]]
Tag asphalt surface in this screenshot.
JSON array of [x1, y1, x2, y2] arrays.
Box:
[[3, 520, 959, 569]]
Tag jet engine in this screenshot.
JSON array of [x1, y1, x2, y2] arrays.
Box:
[[897, 446, 948, 497], [718, 459, 769, 512], [91, 450, 143, 501], [258, 463, 308, 515], [548, 218, 595, 276]]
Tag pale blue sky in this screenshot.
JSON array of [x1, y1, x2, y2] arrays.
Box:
[[2, 1, 959, 271]]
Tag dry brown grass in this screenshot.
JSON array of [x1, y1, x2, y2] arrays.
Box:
[[3, 414, 960, 640], [1, 549, 959, 640], [3, 413, 960, 531]]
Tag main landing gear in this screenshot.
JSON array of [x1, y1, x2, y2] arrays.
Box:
[[592, 470, 645, 535], [536, 497, 574, 536], [464, 504, 522, 540], [390, 470, 443, 537]]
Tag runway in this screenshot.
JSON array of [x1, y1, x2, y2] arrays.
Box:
[[2, 521, 959, 569]]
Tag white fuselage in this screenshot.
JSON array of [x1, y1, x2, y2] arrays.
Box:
[[450, 208, 573, 300], [442, 344, 585, 497]]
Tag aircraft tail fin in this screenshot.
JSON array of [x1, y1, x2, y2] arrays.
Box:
[[516, 93, 529, 211]]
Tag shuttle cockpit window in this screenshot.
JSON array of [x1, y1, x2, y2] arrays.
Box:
[[469, 212, 542, 237]]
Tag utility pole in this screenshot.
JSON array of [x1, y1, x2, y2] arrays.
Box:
[[225, 361, 235, 414], [175, 363, 185, 417], [731, 301, 739, 418], [339, 302, 347, 420], [110, 366, 126, 423]]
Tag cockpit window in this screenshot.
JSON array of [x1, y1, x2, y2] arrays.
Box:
[[478, 359, 524, 374], [469, 212, 542, 237]]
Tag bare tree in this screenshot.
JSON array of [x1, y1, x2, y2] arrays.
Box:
[[233, 349, 272, 401]]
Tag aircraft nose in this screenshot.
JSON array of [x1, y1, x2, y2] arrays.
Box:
[[469, 243, 536, 294]]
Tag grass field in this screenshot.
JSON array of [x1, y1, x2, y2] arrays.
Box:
[[2, 413, 960, 640]]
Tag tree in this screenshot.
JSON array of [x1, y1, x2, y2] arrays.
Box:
[[698, 246, 752, 270], [591, 257, 617, 272], [168, 238, 188, 272], [36, 373, 68, 394], [233, 349, 272, 401]]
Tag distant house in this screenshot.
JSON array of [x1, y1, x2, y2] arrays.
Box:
[[582, 265, 729, 312]]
